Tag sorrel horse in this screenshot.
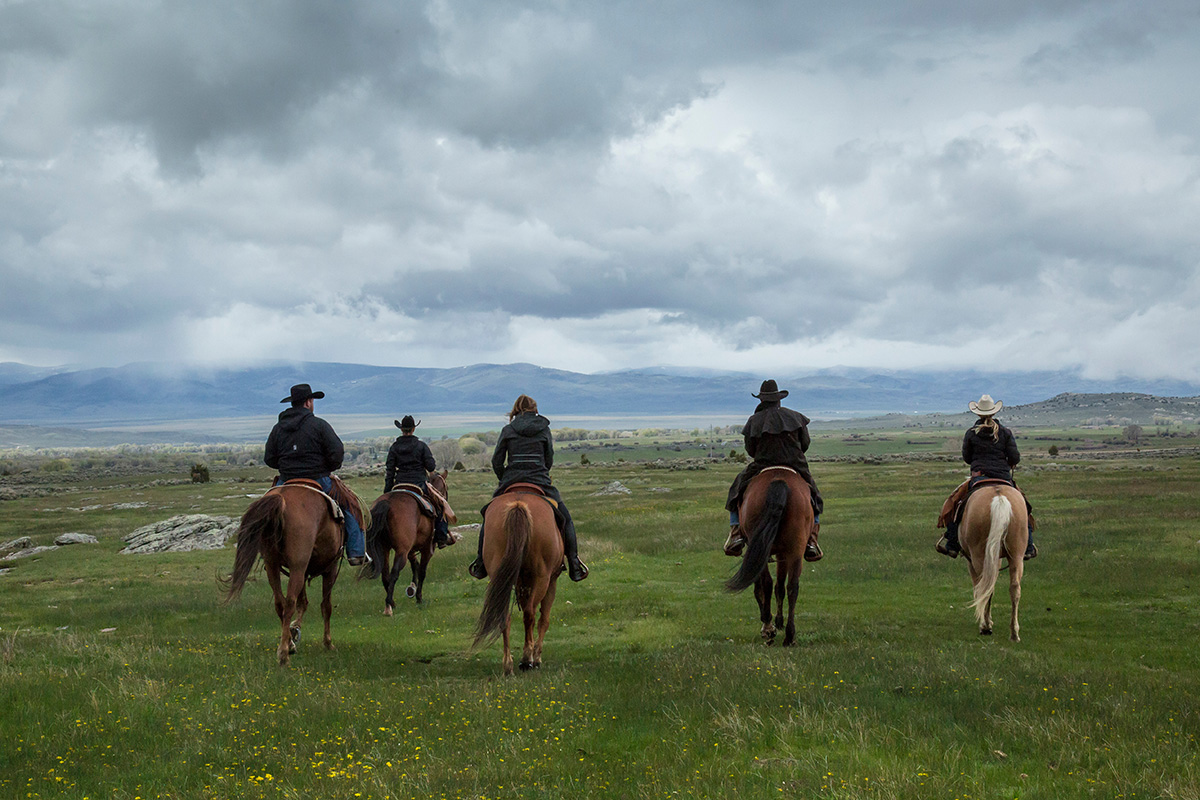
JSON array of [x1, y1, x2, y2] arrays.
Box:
[[471, 489, 563, 675], [220, 483, 345, 666], [959, 483, 1028, 641], [363, 471, 453, 613], [725, 468, 814, 647]]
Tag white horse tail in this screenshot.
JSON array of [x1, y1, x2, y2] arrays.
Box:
[[970, 493, 1012, 627]]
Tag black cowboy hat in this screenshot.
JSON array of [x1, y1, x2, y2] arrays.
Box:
[[395, 416, 420, 430], [280, 383, 325, 404], [752, 379, 789, 401]]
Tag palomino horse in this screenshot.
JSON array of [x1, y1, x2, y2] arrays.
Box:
[[472, 488, 563, 675], [363, 470, 452, 613], [959, 483, 1028, 641], [221, 482, 346, 666], [726, 468, 814, 647]]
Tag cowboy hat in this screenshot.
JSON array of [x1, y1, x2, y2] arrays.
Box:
[[969, 394, 1003, 416], [752, 379, 789, 401], [280, 383, 325, 404], [395, 416, 421, 430]]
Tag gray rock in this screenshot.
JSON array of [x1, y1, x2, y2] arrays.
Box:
[[591, 480, 633, 496], [1, 545, 58, 561], [55, 533, 99, 546], [0, 536, 32, 554], [121, 514, 238, 554]]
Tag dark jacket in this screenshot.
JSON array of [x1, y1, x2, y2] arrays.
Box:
[[743, 402, 812, 471], [492, 412, 554, 489], [962, 422, 1020, 481], [264, 407, 344, 480], [385, 434, 436, 492]]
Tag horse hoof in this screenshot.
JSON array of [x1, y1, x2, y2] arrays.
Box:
[[288, 642, 297, 654], [290, 625, 302, 644], [980, 628, 993, 636], [406, 584, 417, 598], [383, 606, 393, 617], [518, 661, 538, 671]]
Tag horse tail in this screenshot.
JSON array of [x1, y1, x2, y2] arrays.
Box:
[[472, 502, 531, 649], [362, 497, 391, 580], [220, 492, 284, 603], [969, 493, 1011, 626], [726, 479, 788, 593]]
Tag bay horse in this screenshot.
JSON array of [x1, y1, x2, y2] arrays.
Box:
[[958, 483, 1028, 641], [363, 470, 453, 613], [471, 488, 563, 675], [220, 483, 344, 666], [725, 468, 814, 647]]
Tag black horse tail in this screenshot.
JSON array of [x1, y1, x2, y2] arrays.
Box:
[[726, 479, 789, 593], [220, 492, 284, 603], [472, 502, 531, 649], [361, 497, 391, 580]]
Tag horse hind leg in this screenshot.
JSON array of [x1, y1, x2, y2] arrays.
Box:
[[383, 550, 403, 616], [755, 571, 776, 644], [321, 569, 336, 651], [1009, 559, 1023, 642], [531, 579, 557, 669], [781, 560, 800, 648], [501, 613, 514, 676]]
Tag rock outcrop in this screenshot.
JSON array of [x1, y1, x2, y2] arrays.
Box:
[[121, 514, 238, 554]]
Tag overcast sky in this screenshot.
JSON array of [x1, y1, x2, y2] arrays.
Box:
[[2, 0, 1198, 379]]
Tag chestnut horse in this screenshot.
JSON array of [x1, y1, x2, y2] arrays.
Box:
[[959, 483, 1028, 641], [363, 471, 452, 613], [725, 468, 814, 647], [472, 490, 563, 675], [221, 483, 344, 666]]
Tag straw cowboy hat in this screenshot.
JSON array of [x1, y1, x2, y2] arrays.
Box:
[[968, 394, 1003, 416]]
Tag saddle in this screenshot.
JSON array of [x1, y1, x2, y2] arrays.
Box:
[[268, 478, 344, 523], [481, 483, 565, 531], [938, 477, 1036, 531], [388, 483, 437, 518]]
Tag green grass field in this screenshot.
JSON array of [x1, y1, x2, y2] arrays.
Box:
[[2, 445, 1198, 798]]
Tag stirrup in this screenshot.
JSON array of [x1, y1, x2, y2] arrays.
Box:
[[468, 558, 487, 579], [935, 536, 959, 558], [723, 528, 746, 557], [568, 558, 589, 582], [1024, 543, 1038, 561], [804, 542, 823, 562]]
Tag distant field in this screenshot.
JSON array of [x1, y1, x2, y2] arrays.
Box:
[[2, 433, 1198, 798]]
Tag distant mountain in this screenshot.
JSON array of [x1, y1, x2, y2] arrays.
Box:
[[0, 360, 1198, 426]]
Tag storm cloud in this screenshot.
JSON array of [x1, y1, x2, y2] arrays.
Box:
[[2, 0, 1198, 378]]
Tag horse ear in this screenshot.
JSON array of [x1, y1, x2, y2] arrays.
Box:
[[440, 469, 448, 478]]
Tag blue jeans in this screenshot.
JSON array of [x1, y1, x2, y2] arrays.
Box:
[[315, 477, 365, 557]]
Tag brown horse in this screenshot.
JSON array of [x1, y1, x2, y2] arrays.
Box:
[[221, 483, 345, 666], [959, 483, 1028, 641], [725, 468, 814, 647], [363, 471, 452, 613], [471, 490, 563, 675]]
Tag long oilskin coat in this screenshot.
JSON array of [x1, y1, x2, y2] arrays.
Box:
[[725, 402, 823, 515]]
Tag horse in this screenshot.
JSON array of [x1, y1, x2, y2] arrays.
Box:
[[958, 483, 1028, 641], [471, 488, 563, 675], [362, 470, 452, 613], [725, 468, 814, 647], [220, 482, 345, 666]]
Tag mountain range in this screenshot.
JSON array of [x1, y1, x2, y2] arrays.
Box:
[[2, 360, 1199, 427]]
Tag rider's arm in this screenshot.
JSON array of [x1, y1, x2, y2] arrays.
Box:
[[492, 432, 509, 480], [1003, 428, 1021, 468], [421, 442, 436, 473], [264, 429, 281, 469], [384, 444, 398, 492], [544, 430, 554, 470]]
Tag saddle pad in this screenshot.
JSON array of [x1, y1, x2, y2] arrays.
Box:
[[269, 480, 344, 522], [387, 487, 436, 518]]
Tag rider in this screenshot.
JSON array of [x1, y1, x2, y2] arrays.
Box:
[[264, 383, 369, 566], [468, 394, 589, 582], [723, 379, 824, 562], [936, 394, 1037, 560], [384, 415, 451, 548]]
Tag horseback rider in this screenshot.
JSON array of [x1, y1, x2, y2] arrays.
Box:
[[468, 394, 589, 582], [936, 394, 1037, 560], [264, 383, 369, 566], [723, 380, 824, 562], [384, 415, 452, 548]]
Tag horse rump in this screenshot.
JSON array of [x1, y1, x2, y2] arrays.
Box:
[[220, 492, 285, 603], [472, 502, 532, 649], [726, 479, 789, 593]]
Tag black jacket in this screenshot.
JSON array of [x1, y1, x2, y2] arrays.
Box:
[[385, 434, 436, 492], [743, 402, 812, 472], [962, 423, 1020, 480], [264, 407, 345, 480], [492, 412, 554, 489]]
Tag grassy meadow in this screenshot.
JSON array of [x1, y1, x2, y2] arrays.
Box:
[[1, 434, 1199, 799]]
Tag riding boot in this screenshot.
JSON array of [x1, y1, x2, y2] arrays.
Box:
[[723, 524, 746, 557], [468, 523, 487, 579], [562, 519, 588, 582], [936, 519, 961, 558], [804, 520, 823, 562], [434, 515, 451, 549]]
